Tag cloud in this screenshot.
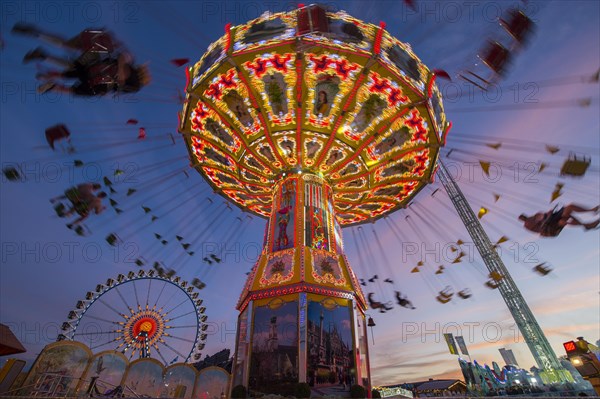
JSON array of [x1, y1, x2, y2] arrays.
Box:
[[371, 359, 445, 371], [545, 324, 600, 340]]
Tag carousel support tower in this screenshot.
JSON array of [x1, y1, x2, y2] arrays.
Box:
[[437, 160, 572, 384], [179, 4, 448, 394]]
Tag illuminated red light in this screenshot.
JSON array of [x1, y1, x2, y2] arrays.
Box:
[[563, 341, 577, 352]]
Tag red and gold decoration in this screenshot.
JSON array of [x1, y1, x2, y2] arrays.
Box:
[[121, 309, 166, 353], [179, 4, 448, 395]]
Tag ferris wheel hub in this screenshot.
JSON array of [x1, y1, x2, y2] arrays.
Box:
[[125, 310, 164, 346]]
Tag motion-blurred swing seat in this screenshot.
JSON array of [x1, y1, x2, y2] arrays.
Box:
[[560, 153, 590, 177], [480, 41, 512, 76], [439, 286, 453, 297], [77, 30, 120, 90], [80, 29, 114, 55], [459, 41, 513, 91], [53, 203, 67, 217], [489, 271, 503, 281], [45, 124, 73, 152], [500, 10, 534, 44], [436, 286, 453, 303], [533, 263, 552, 276], [76, 29, 115, 68], [297, 4, 329, 35], [485, 280, 500, 289]]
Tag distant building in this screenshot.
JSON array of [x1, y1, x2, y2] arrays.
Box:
[[384, 379, 467, 398], [194, 348, 232, 372], [414, 379, 466, 397]]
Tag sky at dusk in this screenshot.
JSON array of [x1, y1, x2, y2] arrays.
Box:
[[1, 0, 599, 387]]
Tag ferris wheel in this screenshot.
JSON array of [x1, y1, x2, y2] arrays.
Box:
[[58, 270, 208, 364]]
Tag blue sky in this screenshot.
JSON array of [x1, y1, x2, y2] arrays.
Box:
[[1, 0, 598, 386]]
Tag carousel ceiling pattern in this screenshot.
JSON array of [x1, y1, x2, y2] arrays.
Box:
[[180, 7, 449, 225]]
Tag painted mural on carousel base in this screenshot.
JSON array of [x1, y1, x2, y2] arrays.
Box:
[[9, 341, 230, 399]]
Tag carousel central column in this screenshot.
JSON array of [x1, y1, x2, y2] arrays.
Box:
[[231, 172, 370, 396]]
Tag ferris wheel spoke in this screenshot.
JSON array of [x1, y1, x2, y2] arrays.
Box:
[[160, 340, 187, 360], [83, 314, 122, 325], [98, 299, 127, 319], [167, 309, 196, 322], [165, 324, 198, 329], [132, 280, 141, 310], [153, 281, 168, 309], [164, 334, 195, 343], [164, 298, 189, 316], [73, 329, 121, 337], [153, 344, 169, 366], [145, 279, 152, 309], [114, 286, 134, 314], [160, 289, 180, 313], [120, 334, 140, 354], [90, 336, 123, 351]]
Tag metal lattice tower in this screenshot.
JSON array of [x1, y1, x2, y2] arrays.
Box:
[[436, 159, 570, 383]]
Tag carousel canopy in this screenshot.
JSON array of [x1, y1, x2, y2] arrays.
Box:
[[179, 5, 448, 225]]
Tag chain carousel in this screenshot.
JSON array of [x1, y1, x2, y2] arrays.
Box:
[[178, 4, 448, 394]]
